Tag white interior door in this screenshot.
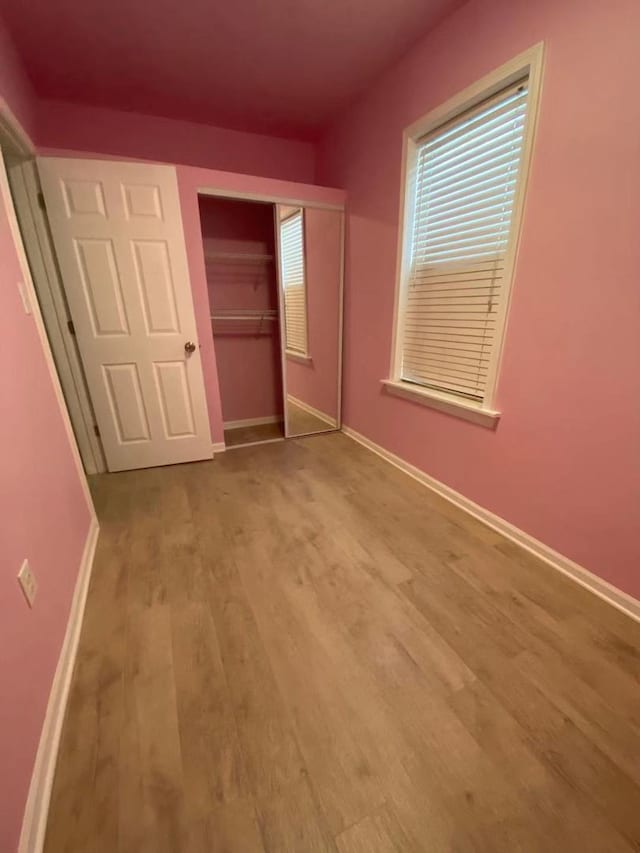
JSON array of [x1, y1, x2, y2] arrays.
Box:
[[38, 157, 212, 472]]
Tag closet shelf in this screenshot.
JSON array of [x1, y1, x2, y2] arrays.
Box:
[[205, 252, 274, 263]]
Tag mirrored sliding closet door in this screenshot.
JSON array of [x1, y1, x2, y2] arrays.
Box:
[[276, 205, 344, 437]]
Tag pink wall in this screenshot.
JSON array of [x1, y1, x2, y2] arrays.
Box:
[[37, 99, 316, 183], [199, 196, 283, 425], [286, 207, 342, 420], [0, 168, 92, 849], [178, 164, 345, 443], [317, 0, 640, 600], [0, 17, 93, 850]]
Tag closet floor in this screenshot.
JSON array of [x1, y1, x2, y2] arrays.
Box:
[[45, 433, 640, 853], [223, 420, 284, 447]]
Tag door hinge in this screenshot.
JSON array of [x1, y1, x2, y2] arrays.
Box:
[[37, 191, 46, 211], [67, 318, 75, 336], [94, 425, 100, 438]]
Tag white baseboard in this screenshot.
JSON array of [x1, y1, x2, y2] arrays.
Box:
[[287, 395, 337, 429], [19, 517, 100, 853], [342, 426, 640, 624], [212, 442, 226, 454], [223, 415, 282, 429]]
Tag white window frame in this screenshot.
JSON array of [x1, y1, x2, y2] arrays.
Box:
[[384, 43, 545, 427]]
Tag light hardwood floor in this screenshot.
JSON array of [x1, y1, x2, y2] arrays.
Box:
[[45, 433, 640, 852]]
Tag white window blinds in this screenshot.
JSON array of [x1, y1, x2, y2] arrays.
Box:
[[401, 80, 529, 402], [280, 210, 308, 354]]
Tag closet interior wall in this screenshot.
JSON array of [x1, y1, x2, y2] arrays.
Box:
[[198, 196, 284, 441]]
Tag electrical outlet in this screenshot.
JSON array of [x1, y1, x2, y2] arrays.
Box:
[[18, 559, 38, 608]]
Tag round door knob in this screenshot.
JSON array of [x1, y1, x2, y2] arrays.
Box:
[[184, 341, 197, 355]]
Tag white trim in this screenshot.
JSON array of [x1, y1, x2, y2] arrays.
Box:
[[389, 43, 545, 418], [212, 441, 226, 454], [223, 415, 282, 429], [0, 115, 96, 517], [341, 426, 640, 624], [285, 349, 312, 365], [287, 394, 338, 429], [381, 379, 500, 428], [197, 185, 345, 212], [19, 519, 100, 853]]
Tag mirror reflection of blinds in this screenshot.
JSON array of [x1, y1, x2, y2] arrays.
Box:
[[281, 211, 307, 354], [402, 79, 529, 402]]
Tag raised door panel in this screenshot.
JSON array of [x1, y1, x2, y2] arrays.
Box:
[[74, 238, 130, 337], [121, 183, 164, 222], [131, 240, 180, 335], [153, 361, 197, 438], [103, 363, 151, 443], [62, 179, 107, 219]]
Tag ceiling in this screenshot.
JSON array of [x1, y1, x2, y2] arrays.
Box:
[[1, 0, 464, 139]]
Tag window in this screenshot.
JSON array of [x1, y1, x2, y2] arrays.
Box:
[[387, 47, 543, 425], [280, 209, 308, 356]]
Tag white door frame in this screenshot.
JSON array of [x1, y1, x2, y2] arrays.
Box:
[[0, 103, 106, 474], [0, 99, 96, 510]]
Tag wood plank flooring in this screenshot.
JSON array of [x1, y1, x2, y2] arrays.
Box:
[[45, 433, 640, 852]]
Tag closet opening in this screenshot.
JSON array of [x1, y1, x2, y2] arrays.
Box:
[[198, 194, 285, 449]]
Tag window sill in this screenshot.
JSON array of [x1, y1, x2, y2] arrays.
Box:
[[286, 350, 312, 365], [381, 379, 500, 428]]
